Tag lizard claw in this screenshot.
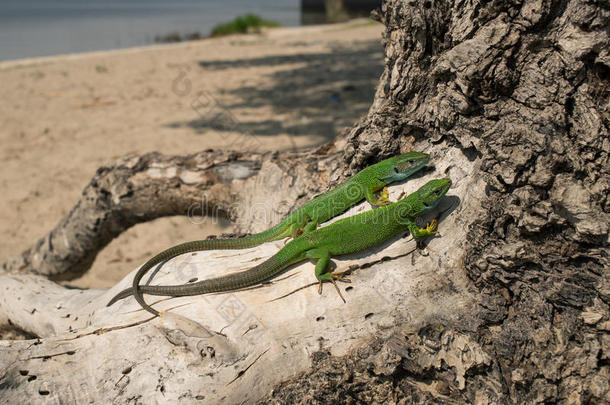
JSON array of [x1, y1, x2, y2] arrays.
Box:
[[375, 187, 391, 206], [330, 278, 346, 303], [331, 270, 351, 283], [317, 271, 351, 302], [425, 219, 438, 235]]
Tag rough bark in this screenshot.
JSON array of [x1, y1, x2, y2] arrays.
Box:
[[1, 0, 609, 404], [0, 150, 262, 280], [262, 0, 609, 403]]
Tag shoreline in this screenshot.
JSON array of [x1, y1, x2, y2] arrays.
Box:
[[0, 19, 377, 69]]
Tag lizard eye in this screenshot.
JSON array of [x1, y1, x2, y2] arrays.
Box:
[[434, 189, 442, 196]]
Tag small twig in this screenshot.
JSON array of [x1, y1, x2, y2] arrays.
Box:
[[268, 245, 419, 302], [59, 316, 156, 340], [21, 350, 77, 361], [226, 348, 270, 386], [267, 281, 319, 302]]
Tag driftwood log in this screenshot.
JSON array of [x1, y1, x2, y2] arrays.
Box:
[[1, 0, 608, 403]]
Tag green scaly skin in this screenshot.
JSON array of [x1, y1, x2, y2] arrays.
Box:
[[108, 178, 452, 316], [108, 152, 429, 312]]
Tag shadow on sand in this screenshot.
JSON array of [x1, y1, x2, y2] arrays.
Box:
[[165, 40, 384, 146]]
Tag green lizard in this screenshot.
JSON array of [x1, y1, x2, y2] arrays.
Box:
[[117, 152, 429, 315], [107, 178, 451, 316]]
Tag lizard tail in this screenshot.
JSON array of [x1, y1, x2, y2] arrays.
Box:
[[108, 253, 293, 315], [106, 221, 292, 308], [134, 254, 286, 298], [106, 287, 132, 306]]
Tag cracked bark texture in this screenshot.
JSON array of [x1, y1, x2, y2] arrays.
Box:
[[1, 0, 608, 404], [262, 0, 610, 403], [1, 150, 264, 280]]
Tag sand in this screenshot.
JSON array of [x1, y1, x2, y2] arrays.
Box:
[[0, 20, 384, 289]]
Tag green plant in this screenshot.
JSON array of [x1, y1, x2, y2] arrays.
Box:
[[210, 14, 280, 37]]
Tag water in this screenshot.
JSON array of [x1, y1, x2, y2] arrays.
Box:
[[0, 0, 300, 62]]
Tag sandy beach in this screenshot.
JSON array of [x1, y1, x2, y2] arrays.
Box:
[[0, 20, 384, 289]]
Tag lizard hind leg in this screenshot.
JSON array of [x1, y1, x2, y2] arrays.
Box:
[[303, 220, 318, 234], [286, 214, 318, 243], [305, 248, 351, 303], [283, 220, 305, 245]]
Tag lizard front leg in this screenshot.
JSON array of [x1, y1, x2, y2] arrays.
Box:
[[406, 219, 438, 240], [365, 186, 391, 206]]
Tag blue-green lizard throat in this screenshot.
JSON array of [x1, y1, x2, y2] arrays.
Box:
[[108, 178, 451, 316]]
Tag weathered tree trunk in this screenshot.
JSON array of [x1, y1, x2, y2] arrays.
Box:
[[1, 0, 608, 404], [1, 150, 262, 280]]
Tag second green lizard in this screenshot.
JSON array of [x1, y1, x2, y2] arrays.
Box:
[[108, 177, 451, 315], [124, 152, 429, 310]]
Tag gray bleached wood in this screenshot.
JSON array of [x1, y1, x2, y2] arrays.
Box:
[[0, 146, 479, 403]]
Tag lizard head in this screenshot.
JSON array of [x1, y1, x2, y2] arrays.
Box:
[[382, 152, 430, 182], [418, 177, 452, 213]]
